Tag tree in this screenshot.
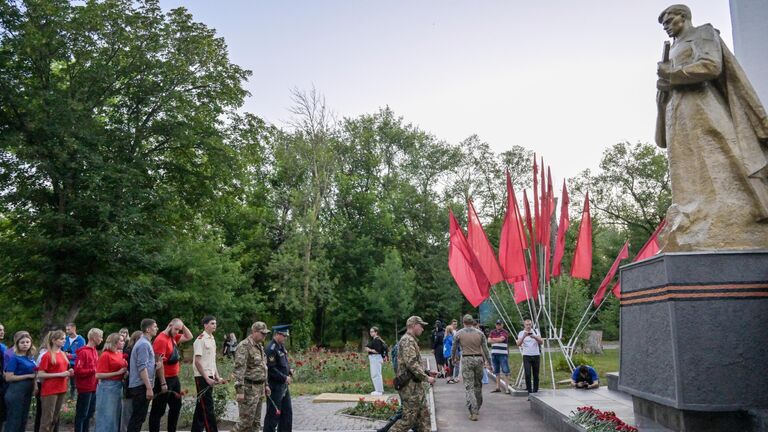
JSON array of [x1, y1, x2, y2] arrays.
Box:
[[0, 0, 250, 330]]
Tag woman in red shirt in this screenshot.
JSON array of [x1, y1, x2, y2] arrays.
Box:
[[37, 330, 73, 432], [95, 333, 128, 432]]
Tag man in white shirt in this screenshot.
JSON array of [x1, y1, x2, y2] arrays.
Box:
[[516, 319, 543, 395], [192, 316, 222, 432]]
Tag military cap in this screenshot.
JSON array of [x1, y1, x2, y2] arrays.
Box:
[[406, 316, 428, 326], [252, 321, 270, 334], [272, 324, 291, 336]]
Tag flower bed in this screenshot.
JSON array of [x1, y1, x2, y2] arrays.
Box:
[[341, 397, 400, 420], [570, 406, 638, 432]]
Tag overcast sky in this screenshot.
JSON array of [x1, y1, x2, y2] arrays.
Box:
[[158, 1, 733, 182]]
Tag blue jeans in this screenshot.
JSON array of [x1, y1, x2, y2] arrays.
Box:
[[95, 381, 123, 432], [4, 379, 34, 432], [75, 391, 96, 432], [492, 354, 510, 374]]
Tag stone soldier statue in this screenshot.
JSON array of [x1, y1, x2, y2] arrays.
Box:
[[655, 4, 768, 251], [232, 322, 271, 432], [264, 325, 292, 432], [389, 316, 435, 432]]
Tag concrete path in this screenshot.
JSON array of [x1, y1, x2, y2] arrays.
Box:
[[431, 377, 556, 432]]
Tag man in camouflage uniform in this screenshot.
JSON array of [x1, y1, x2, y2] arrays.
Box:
[[232, 322, 271, 432], [451, 314, 490, 421], [389, 316, 435, 432]]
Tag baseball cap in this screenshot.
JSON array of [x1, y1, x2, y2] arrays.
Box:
[[406, 316, 428, 326], [496, 319, 503, 325]]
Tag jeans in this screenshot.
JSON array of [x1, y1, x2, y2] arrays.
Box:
[[523, 355, 540, 393], [127, 385, 150, 432], [40, 393, 66, 432], [369, 354, 384, 393], [149, 376, 182, 432], [4, 380, 34, 432], [95, 380, 123, 432], [75, 391, 97, 432]]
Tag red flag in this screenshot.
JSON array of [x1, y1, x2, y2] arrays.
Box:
[[612, 220, 666, 297], [611, 282, 621, 299], [570, 192, 592, 280], [522, 190, 539, 299], [448, 211, 490, 307], [499, 171, 528, 282], [533, 155, 540, 245], [543, 166, 554, 281], [467, 200, 504, 287], [635, 220, 667, 261], [593, 241, 630, 306], [552, 180, 570, 277], [514, 276, 536, 304]]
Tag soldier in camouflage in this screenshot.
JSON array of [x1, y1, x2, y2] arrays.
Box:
[[451, 314, 490, 421], [232, 322, 271, 432], [389, 316, 435, 432]]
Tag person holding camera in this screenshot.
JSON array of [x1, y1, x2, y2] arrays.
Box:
[[570, 365, 599, 389], [516, 319, 543, 396]]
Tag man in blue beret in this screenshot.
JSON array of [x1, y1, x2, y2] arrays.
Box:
[[264, 325, 292, 432]]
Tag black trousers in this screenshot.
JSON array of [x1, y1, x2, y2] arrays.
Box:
[[523, 355, 540, 393], [263, 382, 292, 432], [191, 377, 217, 432], [149, 376, 182, 432], [127, 385, 151, 432]]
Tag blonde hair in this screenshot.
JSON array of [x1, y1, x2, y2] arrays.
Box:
[[46, 330, 66, 365], [103, 333, 122, 352], [14, 331, 37, 358], [87, 328, 103, 341], [444, 325, 454, 336]]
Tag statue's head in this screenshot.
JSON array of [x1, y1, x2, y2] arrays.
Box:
[[658, 4, 692, 38]]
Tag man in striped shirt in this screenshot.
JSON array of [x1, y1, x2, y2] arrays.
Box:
[[488, 320, 510, 394]]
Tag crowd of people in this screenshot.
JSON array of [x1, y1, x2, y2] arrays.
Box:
[[0, 318, 295, 432]]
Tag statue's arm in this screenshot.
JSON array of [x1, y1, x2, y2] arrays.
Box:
[[668, 25, 723, 86]]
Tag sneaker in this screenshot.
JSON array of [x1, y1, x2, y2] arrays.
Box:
[[370, 391, 384, 396], [470, 413, 478, 421]]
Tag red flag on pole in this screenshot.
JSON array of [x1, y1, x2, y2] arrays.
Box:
[[552, 180, 570, 277], [448, 211, 490, 307], [514, 276, 536, 304], [499, 171, 528, 282], [570, 192, 592, 280], [593, 241, 630, 306], [543, 166, 554, 281], [612, 220, 666, 297], [532, 155, 540, 245], [467, 199, 504, 287], [522, 190, 540, 299]]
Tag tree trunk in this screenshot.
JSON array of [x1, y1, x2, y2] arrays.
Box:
[[361, 328, 370, 352], [581, 330, 603, 354]]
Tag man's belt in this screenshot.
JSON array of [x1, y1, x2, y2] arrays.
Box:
[[462, 354, 483, 357], [245, 378, 265, 384]]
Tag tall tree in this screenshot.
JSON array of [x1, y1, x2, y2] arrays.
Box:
[[0, 0, 250, 330]]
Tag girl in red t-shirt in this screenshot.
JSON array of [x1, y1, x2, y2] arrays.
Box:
[[94, 332, 128, 432], [36, 330, 73, 432]]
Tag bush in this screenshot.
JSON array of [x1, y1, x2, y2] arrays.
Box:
[[555, 354, 592, 372]]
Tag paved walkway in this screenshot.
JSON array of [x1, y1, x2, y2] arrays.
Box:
[[431, 376, 556, 432]]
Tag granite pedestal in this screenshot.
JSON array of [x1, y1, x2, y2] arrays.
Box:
[[619, 251, 768, 431]]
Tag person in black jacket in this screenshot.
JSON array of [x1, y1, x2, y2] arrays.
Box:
[[431, 320, 445, 378]]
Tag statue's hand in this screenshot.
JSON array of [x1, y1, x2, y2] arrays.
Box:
[[656, 78, 671, 93], [657, 61, 672, 79]]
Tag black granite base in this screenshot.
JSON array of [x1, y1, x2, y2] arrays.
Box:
[[618, 251, 768, 431]]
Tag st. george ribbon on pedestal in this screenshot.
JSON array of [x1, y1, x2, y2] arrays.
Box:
[[619, 4, 768, 431]]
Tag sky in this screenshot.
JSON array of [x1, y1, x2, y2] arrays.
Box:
[[157, 1, 734, 182]]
